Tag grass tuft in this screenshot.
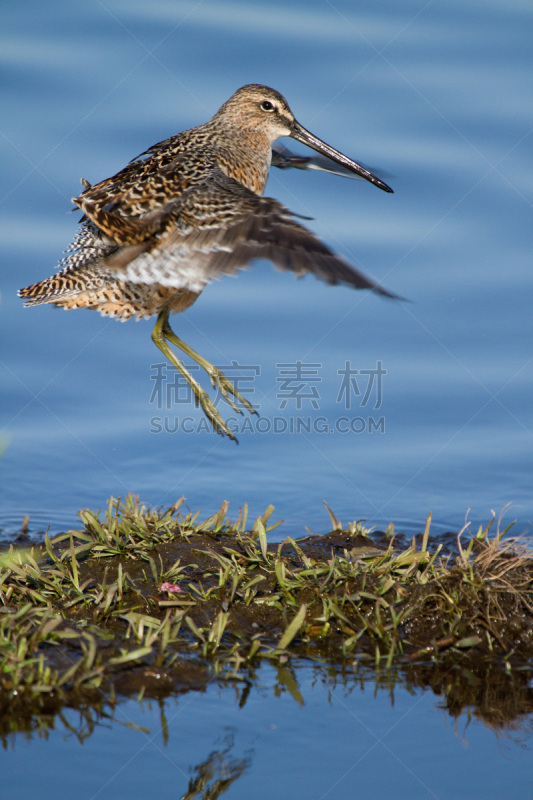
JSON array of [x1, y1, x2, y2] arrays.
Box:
[[0, 494, 531, 728]]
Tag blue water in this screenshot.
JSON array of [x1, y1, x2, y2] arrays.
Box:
[[2, 0, 532, 542], [2, 663, 532, 800], [1, 0, 532, 792]]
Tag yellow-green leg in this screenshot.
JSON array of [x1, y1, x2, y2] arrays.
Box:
[[152, 309, 257, 441]]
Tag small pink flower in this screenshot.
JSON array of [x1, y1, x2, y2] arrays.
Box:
[[159, 582, 183, 594]]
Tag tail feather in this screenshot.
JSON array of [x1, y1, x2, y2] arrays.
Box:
[[19, 269, 105, 306]]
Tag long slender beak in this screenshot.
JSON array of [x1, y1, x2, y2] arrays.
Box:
[[290, 120, 394, 193]]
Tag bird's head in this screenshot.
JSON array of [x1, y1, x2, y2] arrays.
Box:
[[214, 84, 393, 192]]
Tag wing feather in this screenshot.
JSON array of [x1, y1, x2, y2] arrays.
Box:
[[106, 171, 397, 298]]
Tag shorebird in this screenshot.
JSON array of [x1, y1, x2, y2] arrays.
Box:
[[19, 84, 395, 441]]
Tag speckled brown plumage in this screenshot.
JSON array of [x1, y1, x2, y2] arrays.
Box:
[[19, 84, 395, 440], [20, 267, 199, 320]]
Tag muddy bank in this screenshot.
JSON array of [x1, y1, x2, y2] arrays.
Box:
[[1, 495, 531, 734]]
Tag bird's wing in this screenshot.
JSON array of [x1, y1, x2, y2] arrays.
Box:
[[72, 132, 217, 227], [271, 144, 393, 183], [104, 170, 398, 298]]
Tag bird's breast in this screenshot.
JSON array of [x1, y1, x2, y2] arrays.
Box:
[[215, 131, 272, 196]]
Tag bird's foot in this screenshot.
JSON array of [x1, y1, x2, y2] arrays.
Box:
[[204, 365, 257, 418], [154, 312, 256, 442], [193, 384, 240, 442]]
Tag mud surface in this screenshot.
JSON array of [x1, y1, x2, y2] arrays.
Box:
[[1, 496, 532, 736]]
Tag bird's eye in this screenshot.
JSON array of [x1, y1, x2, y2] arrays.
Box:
[[260, 100, 275, 112]]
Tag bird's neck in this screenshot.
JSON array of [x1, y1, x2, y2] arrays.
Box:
[[214, 127, 272, 196]]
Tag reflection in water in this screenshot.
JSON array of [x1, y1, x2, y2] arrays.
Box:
[[407, 661, 533, 737], [179, 733, 251, 800], [0, 695, 110, 748], [2, 660, 531, 753], [311, 660, 533, 741]]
